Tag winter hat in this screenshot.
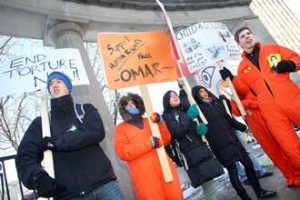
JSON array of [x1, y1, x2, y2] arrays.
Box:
[[47, 71, 72, 93]]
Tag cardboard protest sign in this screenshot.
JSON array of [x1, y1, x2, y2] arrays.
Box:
[[176, 22, 240, 74], [0, 48, 89, 97], [97, 31, 179, 89], [98, 30, 178, 182]]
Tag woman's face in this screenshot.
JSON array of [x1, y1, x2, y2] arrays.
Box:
[[169, 92, 180, 107], [126, 100, 136, 109], [199, 88, 209, 99]]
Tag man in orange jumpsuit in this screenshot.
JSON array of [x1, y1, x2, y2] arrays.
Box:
[[230, 91, 298, 186], [220, 26, 300, 187]]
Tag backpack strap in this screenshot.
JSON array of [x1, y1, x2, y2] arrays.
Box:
[[174, 139, 189, 170], [74, 103, 85, 123]]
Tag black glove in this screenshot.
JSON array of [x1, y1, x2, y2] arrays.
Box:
[[33, 171, 65, 198], [235, 123, 247, 132], [219, 94, 227, 101], [276, 60, 296, 73], [219, 95, 232, 112], [39, 137, 57, 152], [219, 67, 234, 80]]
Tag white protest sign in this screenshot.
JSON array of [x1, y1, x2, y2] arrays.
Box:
[[176, 22, 240, 74], [195, 65, 223, 97], [0, 48, 89, 97]]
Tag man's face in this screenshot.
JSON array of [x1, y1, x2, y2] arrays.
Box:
[[237, 29, 256, 52], [49, 78, 70, 98], [271, 57, 278, 66]]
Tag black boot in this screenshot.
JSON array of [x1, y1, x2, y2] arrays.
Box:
[[256, 189, 277, 199]]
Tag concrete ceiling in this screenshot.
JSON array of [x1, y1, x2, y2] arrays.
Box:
[[64, 0, 251, 11], [0, 0, 254, 44]]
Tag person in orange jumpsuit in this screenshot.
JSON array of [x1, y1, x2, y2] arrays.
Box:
[[229, 90, 299, 186], [220, 26, 300, 187], [114, 93, 183, 200]]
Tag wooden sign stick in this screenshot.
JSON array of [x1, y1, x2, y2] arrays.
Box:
[[40, 88, 55, 178], [139, 85, 173, 182], [217, 60, 246, 116]]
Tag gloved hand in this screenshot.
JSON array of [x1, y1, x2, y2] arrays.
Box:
[[187, 104, 199, 119], [150, 112, 163, 124], [39, 137, 57, 152], [235, 123, 247, 132], [149, 136, 163, 148], [177, 79, 185, 89], [276, 60, 296, 73], [33, 171, 65, 198], [219, 94, 227, 101], [219, 67, 234, 80], [196, 123, 208, 136]]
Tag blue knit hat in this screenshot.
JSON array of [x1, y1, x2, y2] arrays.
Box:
[[47, 71, 72, 93]]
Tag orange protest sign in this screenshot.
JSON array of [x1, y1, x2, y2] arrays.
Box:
[[97, 31, 179, 89]]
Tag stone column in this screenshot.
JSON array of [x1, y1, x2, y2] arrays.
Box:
[[46, 21, 134, 199]]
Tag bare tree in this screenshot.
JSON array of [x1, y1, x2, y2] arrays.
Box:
[[0, 93, 37, 150], [0, 35, 42, 151]]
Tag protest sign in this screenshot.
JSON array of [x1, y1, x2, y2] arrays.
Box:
[[0, 48, 89, 97], [176, 22, 240, 74], [195, 65, 223, 97], [98, 30, 178, 182], [97, 31, 178, 89]]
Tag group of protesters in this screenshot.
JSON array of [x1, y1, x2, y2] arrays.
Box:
[[15, 26, 300, 200]]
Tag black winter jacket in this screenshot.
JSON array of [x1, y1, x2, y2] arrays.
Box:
[[191, 86, 247, 167], [162, 90, 223, 185], [16, 95, 116, 200]]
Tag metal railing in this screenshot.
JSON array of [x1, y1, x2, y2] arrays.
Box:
[[0, 155, 25, 200]]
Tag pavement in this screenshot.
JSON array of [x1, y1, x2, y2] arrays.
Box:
[[179, 137, 300, 200]]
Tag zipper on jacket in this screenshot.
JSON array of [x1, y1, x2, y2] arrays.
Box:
[[263, 79, 275, 98]]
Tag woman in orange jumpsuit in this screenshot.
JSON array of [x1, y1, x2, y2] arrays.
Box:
[[230, 91, 299, 186], [220, 26, 300, 186], [114, 93, 183, 200]]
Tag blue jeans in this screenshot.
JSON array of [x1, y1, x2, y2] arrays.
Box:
[[72, 181, 124, 200]]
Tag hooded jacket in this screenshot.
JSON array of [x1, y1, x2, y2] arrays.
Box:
[[114, 93, 183, 200], [191, 86, 247, 166], [162, 90, 203, 151], [16, 95, 116, 200], [162, 90, 224, 186]]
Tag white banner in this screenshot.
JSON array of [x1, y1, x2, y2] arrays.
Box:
[[176, 22, 241, 74], [0, 48, 89, 97]]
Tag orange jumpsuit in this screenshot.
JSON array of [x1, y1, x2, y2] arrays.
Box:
[[114, 118, 183, 200], [233, 42, 300, 186], [230, 92, 299, 184]]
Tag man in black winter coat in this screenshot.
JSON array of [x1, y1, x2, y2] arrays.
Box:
[[16, 71, 123, 200], [191, 85, 276, 200]]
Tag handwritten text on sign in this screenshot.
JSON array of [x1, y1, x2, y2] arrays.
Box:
[[97, 31, 178, 89], [0, 48, 89, 97], [176, 22, 241, 74]]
